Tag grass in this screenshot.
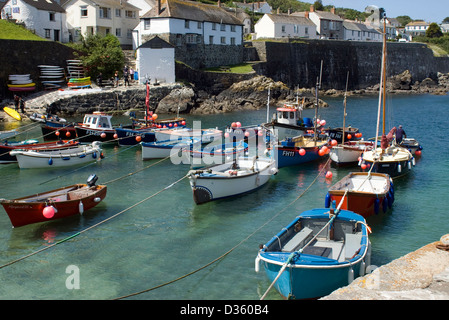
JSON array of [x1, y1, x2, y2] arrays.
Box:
[[0, 20, 46, 41], [205, 63, 255, 74]]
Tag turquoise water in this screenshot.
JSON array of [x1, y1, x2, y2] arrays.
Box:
[[0, 93, 447, 300]]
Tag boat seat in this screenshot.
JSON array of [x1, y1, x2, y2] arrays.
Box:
[[282, 227, 313, 252], [344, 233, 363, 260]]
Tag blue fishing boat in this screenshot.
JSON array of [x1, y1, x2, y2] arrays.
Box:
[[256, 208, 371, 300], [275, 135, 329, 168]]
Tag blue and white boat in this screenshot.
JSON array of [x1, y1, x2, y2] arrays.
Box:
[[141, 138, 200, 160], [256, 208, 371, 300], [275, 135, 329, 168]]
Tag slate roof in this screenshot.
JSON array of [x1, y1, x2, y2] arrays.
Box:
[[139, 35, 175, 48], [343, 20, 380, 33], [266, 13, 315, 26], [311, 10, 343, 22], [142, 0, 243, 25], [21, 0, 65, 13]]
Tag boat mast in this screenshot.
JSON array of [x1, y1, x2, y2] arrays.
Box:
[[266, 85, 271, 123], [314, 60, 323, 144], [382, 14, 387, 135], [374, 11, 387, 151], [342, 71, 349, 145]]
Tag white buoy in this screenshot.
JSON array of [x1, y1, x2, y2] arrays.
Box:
[[255, 257, 260, 273], [397, 163, 402, 173], [79, 201, 84, 214], [348, 268, 354, 284], [359, 260, 366, 276]]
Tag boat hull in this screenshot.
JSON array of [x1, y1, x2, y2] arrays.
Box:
[[141, 140, 195, 160], [75, 127, 116, 143], [1, 184, 107, 228], [329, 141, 373, 166], [11, 143, 102, 169], [326, 172, 393, 217], [188, 158, 276, 204], [362, 147, 414, 178], [257, 208, 370, 300], [115, 127, 157, 146]]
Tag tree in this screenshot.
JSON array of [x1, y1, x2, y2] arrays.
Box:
[[396, 15, 412, 27], [313, 0, 324, 11], [443, 17, 449, 24], [426, 23, 443, 38], [71, 33, 125, 79]]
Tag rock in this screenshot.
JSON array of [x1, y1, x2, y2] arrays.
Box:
[[156, 87, 195, 114]]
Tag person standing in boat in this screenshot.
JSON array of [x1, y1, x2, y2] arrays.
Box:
[[396, 125, 407, 143], [14, 94, 20, 111]]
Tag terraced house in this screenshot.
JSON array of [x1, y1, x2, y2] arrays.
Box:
[[133, 0, 244, 68]]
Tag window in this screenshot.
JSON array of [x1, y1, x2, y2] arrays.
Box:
[[144, 20, 150, 30], [115, 9, 121, 17], [209, 35, 214, 44], [80, 6, 87, 17], [220, 36, 226, 44], [49, 12, 55, 21], [125, 10, 135, 18], [212, 23, 216, 30], [44, 29, 51, 38], [231, 25, 235, 32], [197, 21, 201, 29], [127, 29, 132, 38], [99, 7, 110, 19], [116, 28, 121, 37], [220, 24, 225, 31], [230, 37, 235, 45], [305, 27, 308, 35], [185, 20, 190, 29], [186, 34, 196, 43], [281, 25, 285, 33]]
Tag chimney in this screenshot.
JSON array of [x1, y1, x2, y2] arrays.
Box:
[[310, 5, 314, 12], [305, 11, 309, 19], [331, 6, 335, 14]]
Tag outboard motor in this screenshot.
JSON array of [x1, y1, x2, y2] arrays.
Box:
[[87, 174, 98, 187]]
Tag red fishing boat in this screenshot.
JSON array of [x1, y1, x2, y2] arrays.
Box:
[[0, 175, 107, 228], [325, 172, 394, 217]]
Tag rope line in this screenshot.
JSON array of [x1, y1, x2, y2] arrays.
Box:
[[114, 157, 331, 299], [0, 172, 188, 271]]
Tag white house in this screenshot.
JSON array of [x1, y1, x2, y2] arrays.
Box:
[[405, 20, 430, 36], [62, 0, 140, 47], [307, 5, 344, 40], [133, 0, 243, 49], [343, 20, 381, 42], [254, 13, 317, 39], [1, 0, 69, 42], [137, 35, 175, 84], [126, 0, 154, 17]]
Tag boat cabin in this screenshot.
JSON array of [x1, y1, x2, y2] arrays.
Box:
[[274, 104, 307, 126], [82, 112, 113, 130]]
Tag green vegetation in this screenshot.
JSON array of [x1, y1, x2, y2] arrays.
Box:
[[414, 35, 449, 56], [205, 63, 254, 73], [0, 20, 46, 41], [67, 33, 125, 79]]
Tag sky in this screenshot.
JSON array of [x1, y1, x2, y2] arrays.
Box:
[[321, 0, 448, 23]]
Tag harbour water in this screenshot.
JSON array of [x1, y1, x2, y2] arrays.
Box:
[[0, 93, 447, 300]]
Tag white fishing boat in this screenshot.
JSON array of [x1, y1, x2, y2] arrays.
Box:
[[328, 72, 373, 166], [188, 156, 278, 204], [154, 127, 222, 144], [329, 140, 374, 166], [10, 141, 103, 169], [141, 139, 200, 160], [0, 129, 18, 140]]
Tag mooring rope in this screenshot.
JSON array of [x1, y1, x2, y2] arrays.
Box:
[[114, 157, 332, 300], [0, 171, 188, 271]]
